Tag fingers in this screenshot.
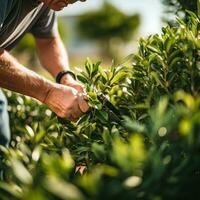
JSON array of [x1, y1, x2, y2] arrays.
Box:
[[78, 93, 90, 113], [61, 93, 89, 121], [73, 84, 84, 93], [58, 105, 82, 122], [47, 84, 89, 122], [70, 92, 89, 121], [71, 97, 83, 120]]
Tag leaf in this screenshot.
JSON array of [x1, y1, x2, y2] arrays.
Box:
[[168, 49, 182, 64], [198, 0, 200, 18], [171, 57, 183, 70], [118, 53, 134, 66], [11, 158, 32, 185], [95, 110, 108, 123], [25, 125, 35, 138], [123, 117, 146, 133], [85, 60, 92, 77], [165, 37, 175, 53], [77, 75, 88, 84], [91, 143, 106, 160], [150, 72, 165, 87], [91, 61, 101, 77], [77, 114, 90, 125], [102, 127, 112, 145], [110, 71, 127, 85], [34, 126, 46, 143], [0, 182, 22, 198], [147, 45, 161, 54], [99, 67, 108, 82], [44, 176, 84, 200]]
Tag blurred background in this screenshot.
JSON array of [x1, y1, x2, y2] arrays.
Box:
[[11, 0, 198, 77]]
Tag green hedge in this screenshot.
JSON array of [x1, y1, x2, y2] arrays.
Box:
[[0, 11, 200, 200]]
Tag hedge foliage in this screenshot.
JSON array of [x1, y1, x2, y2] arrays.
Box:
[[0, 11, 200, 200]]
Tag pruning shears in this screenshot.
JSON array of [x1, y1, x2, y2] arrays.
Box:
[[97, 93, 123, 125]]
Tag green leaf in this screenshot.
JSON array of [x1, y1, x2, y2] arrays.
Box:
[[44, 176, 84, 200], [165, 37, 175, 53], [150, 72, 164, 87], [147, 45, 161, 54], [91, 61, 101, 77], [110, 71, 127, 85], [102, 127, 112, 145], [11, 158, 32, 185], [92, 143, 106, 160], [95, 110, 109, 123], [169, 57, 182, 69], [77, 114, 90, 125], [85, 60, 92, 77], [77, 75, 88, 84], [0, 183, 22, 198], [99, 67, 108, 82], [124, 117, 146, 133]]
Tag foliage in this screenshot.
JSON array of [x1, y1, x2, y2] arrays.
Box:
[[128, 10, 200, 118], [0, 11, 200, 200]]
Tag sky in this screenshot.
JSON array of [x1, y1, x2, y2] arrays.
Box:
[[59, 0, 164, 36]]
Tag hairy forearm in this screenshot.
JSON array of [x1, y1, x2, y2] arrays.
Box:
[[35, 34, 70, 79], [0, 50, 53, 102]]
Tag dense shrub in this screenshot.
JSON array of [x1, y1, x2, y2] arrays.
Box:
[[0, 11, 199, 200]]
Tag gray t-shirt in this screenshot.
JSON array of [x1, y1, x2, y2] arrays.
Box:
[[0, 0, 57, 51]]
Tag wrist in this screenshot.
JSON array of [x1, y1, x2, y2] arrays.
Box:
[[60, 73, 75, 85], [33, 78, 55, 103], [56, 70, 76, 84]]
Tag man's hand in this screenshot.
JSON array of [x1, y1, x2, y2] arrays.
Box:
[[44, 84, 89, 121], [59, 74, 90, 117]]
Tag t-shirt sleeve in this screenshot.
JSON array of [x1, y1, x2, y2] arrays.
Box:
[[30, 8, 58, 38]]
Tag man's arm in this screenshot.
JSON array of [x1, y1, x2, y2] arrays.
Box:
[[35, 32, 70, 78], [0, 50, 88, 120], [35, 33, 84, 92], [0, 50, 50, 102]]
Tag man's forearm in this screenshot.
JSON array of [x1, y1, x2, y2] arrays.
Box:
[[35, 33, 85, 92], [35, 34, 70, 79], [0, 50, 53, 102]]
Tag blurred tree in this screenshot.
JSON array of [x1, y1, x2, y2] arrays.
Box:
[[77, 3, 140, 61]]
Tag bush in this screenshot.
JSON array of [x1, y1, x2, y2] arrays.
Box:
[[0, 11, 199, 200]]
